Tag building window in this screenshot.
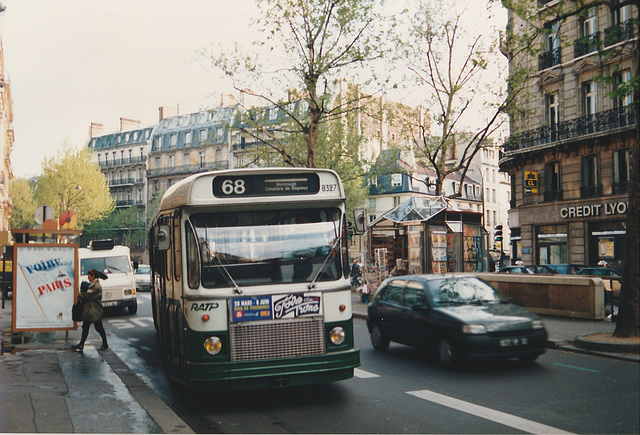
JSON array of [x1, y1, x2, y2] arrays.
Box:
[[200, 152, 205, 167], [575, 7, 599, 57], [581, 154, 601, 198], [200, 129, 207, 142], [613, 149, 630, 194], [170, 134, 177, 148], [185, 131, 192, 145], [369, 198, 376, 209], [393, 196, 401, 207], [544, 162, 562, 201], [615, 71, 633, 108], [391, 174, 402, 187], [546, 92, 559, 141], [215, 148, 222, 163], [539, 22, 561, 70], [537, 224, 568, 265], [168, 155, 174, 169], [582, 81, 598, 133]]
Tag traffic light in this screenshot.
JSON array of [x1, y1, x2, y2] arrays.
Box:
[[494, 225, 503, 252]]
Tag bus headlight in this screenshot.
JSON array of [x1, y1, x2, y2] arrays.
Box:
[[329, 327, 345, 345], [204, 336, 222, 355]]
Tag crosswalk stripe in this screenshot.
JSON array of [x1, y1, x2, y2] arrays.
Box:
[[408, 389, 573, 434]]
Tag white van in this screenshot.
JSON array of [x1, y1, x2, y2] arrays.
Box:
[[79, 240, 137, 314]]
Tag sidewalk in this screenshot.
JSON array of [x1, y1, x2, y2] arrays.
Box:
[[350, 290, 640, 362], [0, 298, 193, 434]]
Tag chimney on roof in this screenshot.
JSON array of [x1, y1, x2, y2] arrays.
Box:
[[90, 122, 103, 138], [158, 105, 178, 121], [120, 117, 140, 131]]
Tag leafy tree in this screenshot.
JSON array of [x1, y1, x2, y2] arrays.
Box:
[[8, 178, 38, 229], [211, 0, 388, 168], [35, 142, 113, 228], [82, 207, 146, 249]]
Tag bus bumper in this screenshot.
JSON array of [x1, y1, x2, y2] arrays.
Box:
[[185, 348, 360, 391]]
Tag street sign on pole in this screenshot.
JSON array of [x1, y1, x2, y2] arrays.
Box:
[[34, 205, 55, 225]]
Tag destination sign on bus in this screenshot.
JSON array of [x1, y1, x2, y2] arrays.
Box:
[[231, 293, 323, 322], [213, 173, 320, 198]]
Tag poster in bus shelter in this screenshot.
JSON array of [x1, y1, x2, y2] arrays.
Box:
[[12, 244, 78, 332]]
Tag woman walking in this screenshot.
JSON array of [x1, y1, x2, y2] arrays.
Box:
[[71, 269, 108, 351]]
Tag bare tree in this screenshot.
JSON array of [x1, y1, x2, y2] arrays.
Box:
[[210, 0, 389, 169]]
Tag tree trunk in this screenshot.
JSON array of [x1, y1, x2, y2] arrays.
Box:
[[307, 106, 320, 168]]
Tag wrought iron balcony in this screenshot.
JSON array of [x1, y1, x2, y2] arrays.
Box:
[[574, 32, 600, 58], [612, 181, 629, 194], [604, 20, 635, 46], [538, 47, 561, 70], [504, 105, 637, 153], [580, 184, 602, 198], [543, 190, 563, 202]]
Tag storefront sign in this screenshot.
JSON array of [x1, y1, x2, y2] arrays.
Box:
[[524, 171, 538, 193], [560, 201, 627, 219]]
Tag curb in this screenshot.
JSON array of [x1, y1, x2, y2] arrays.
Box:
[[574, 334, 640, 354]]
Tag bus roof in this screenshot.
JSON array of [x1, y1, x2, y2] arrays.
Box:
[[157, 167, 345, 212]]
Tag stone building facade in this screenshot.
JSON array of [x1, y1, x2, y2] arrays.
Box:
[[0, 41, 13, 237], [500, 0, 637, 271]]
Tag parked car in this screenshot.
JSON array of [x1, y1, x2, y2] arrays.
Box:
[[545, 264, 587, 275], [576, 267, 622, 299], [496, 266, 532, 274], [366, 274, 548, 367], [134, 264, 152, 291], [496, 265, 556, 274]]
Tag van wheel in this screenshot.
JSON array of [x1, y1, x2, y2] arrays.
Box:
[[370, 326, 390, 352], [128, 304, 138, 315], [438, 338, 456, 368]]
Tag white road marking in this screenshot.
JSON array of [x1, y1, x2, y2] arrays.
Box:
[[408, 389, 573, 434], [354, 368, 380, 378], [107, 316, 154, 329]]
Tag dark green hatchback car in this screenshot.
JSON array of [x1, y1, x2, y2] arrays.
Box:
[[366, 274, 548, 367]]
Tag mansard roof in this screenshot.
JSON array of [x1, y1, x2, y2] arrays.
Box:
[[88, 127, 153, 151]]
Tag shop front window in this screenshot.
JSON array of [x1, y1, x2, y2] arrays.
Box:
[[536, 225, 567, 265]]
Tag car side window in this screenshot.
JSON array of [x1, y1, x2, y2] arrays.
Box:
[[404, 281, 426, 307], [379, 280, 405, 304]]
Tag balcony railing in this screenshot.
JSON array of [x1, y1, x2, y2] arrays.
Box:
[[574, 32, 600, 58], [504, 105, 637, 153], [538, 47, 561, 70], [580, 184, 602, 198], [544, 190, 563, 202], [612, 181, 629, 194], [99, 156, 147, 168], [604, 20, 636, 46], [146, 161, 229, 178]]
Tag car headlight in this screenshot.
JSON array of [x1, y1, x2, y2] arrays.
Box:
[[330, 327, 346, 345], [204, 336, 222, 355], [531, 320, 545, 330], [462, 324, 486, 334]]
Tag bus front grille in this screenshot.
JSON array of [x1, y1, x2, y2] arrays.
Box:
[[229, 317, 326, 362]]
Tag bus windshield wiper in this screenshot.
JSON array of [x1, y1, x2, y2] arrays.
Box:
[[213, 257, 243, 294], [308, 236, 341, 290]]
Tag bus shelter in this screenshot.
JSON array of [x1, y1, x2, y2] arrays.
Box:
[[364, 196, 488, 291]]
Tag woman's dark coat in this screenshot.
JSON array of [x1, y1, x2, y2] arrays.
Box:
[[77, 279, 103, 322]]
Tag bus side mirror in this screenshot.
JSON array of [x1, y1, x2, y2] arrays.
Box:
[[154, 225, 170, 251], [353, 209, 367, 234]]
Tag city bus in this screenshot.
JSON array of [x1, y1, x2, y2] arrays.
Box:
[[148, 167, 360, 391]]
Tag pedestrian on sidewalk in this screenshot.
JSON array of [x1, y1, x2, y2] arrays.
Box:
[[72, 269, 108, 352]]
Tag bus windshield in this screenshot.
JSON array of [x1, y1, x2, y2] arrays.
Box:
[[188, 208, 344, 289]]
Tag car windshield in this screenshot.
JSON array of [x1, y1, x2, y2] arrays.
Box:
[[425, 277, 506, 306], [136, 265, 151, 274], [187, 208, 343, 289], [81, 255, 131, 275]]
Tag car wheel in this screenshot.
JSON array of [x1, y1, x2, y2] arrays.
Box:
[[128, 304, 138, 315], [438, 338, 456, 368], [370, 326, 390, 352]]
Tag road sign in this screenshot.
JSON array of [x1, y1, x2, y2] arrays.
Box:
[[524, 171, 538, 193], [34, 205, 55, 224]]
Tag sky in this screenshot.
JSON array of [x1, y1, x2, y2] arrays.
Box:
[[0, 0, 507, 180], [1, 0, 259, 179]]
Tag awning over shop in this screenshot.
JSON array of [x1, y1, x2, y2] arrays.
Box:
[[372, 196, 448, 225]]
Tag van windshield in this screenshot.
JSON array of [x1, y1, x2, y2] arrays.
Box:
[[187, 208, 343, 289], [81, 256, 132, 275]]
